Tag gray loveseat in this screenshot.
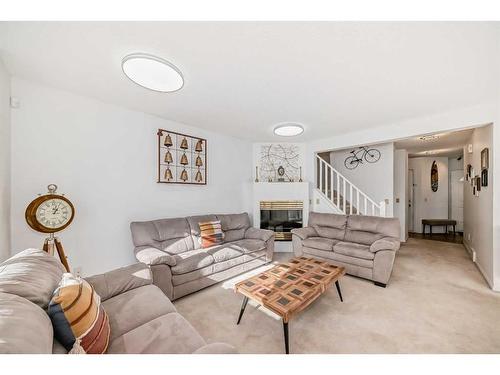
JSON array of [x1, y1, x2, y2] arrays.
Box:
[[0, 249, 236, 354], [131, 212, 274, 300], [291, 212, 400, 287]]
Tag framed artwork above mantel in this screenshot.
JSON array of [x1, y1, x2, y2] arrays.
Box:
[[157, 129, 207, 185]]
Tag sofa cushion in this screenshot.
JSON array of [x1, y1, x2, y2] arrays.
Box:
[[172, 251, 266, 286], [303, 247, 374, 268], [302, 237, 336, 251], [102, 284, 176, 341], [206, 244, 244, 262], [308, 212, 347, 241], [0, 248, 65, 309], [217, 213, 251, 242], [107, 313, 206, 354], [334, 241, 375, 260], [0, 292, 54, 353], [48, 273, 110, 354], [228, 239, 266, 254], [130, 218, 194, 254], [344, 215, 400, 245], [171, 249, 215, 275]]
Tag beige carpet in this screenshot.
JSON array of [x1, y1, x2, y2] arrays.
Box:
[[174, 238, 500, 353]]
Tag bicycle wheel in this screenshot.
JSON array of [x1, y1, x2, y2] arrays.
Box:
[[364, 149, 381, 163], [344, 156, 359, 170]]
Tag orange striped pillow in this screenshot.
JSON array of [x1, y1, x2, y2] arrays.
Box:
[[199, 220, 225, 248], [48, 273, 110, 354]]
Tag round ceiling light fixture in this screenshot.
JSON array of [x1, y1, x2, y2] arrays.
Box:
[[122, 53, 184, 92], [273, 123, 304, 137]]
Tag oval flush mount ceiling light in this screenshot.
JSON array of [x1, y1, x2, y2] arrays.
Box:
[[122, 53, 184, 92], [273, 123, 304, 137]]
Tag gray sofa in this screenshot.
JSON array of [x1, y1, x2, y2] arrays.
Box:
[[291, 212, 400, 287], [0, 249, 236, 354], [131, 212, 275, 300]]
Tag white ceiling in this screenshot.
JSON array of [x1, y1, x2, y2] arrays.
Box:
[[395, 128, 474, 158], [1, 22, 498, 141]]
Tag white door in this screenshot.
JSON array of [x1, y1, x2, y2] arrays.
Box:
[[408, 169, 415, 232], [450, 170, 464, 231]]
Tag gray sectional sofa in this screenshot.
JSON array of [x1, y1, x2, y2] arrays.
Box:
[[131, 212, 275, 300], [291, 212, 400, 287], [0, 249, 236, 354]]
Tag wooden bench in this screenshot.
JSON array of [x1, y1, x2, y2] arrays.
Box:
[[422, 219, 456, 236]]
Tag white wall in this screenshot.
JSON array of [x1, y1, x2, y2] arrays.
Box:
[[330, 142, 394, 216], [0, 58, 10, 261], [408, 157, 449, 234], [448, 156, 464, 231], [393, 149, 408, 241], [10, 78, 253, 276], [463, 125, 494, 287]]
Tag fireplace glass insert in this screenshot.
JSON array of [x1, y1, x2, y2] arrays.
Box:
[[260, 200, 303, 241]]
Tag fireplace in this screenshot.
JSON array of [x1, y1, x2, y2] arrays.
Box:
[[259, 200, 303, 241]]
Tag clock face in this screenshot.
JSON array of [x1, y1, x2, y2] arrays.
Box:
[[35, 198, 74, 230]]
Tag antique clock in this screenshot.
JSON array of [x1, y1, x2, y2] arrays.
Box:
[[25, 184, 75, 272]]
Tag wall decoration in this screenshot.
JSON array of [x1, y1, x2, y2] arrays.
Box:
[[277, 166, 286, 182], [481, 148, 489, 169], [481, 169, 488, 187], [431, 160, 438, 192], [475, 175, 481, 192], [465, 164, 472, 181], [157, 129, 207, 185], [344, 146, 381, 170], [260, 144, 301, 182]]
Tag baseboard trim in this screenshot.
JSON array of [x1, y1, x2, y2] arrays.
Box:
[[463, 240, 494, 289]]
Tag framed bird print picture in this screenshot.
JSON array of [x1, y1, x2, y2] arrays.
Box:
[[157, 129, 207, 185]]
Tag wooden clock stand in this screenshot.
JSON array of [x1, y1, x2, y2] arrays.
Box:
[[42, 233, 71, 272]]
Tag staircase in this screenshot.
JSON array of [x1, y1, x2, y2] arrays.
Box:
[[315, 154, 388, 217]]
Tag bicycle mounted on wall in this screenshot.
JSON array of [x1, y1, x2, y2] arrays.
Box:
[[344, 146, 381, 170]]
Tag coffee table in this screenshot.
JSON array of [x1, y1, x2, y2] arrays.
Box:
[[234, 256, 346, 354]]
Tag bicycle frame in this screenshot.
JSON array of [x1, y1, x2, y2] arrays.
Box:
[[350, 147, 369, 162]]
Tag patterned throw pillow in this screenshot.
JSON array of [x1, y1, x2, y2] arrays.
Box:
[[199, 220, 225, 248], [48, 273, 110, 354]]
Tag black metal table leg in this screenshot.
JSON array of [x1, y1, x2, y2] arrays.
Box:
[[335, 280, 343, 302], [283, 320, 289, 354], [236, 296, 249, 325]]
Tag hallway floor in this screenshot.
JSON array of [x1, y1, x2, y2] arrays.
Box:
[[175, 238, 500, 353], [409, 231, 463, 244]]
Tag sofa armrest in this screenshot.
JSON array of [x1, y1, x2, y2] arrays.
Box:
[[370, 237, 400, 253], [134, 246, 177, 266], [244, 227, 274, 242], [290, 227, 317, 240], [193, 343, 238, 354], [85, 263, 152, 302]]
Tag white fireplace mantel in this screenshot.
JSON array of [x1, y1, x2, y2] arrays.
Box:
[[252, 182, 310, 253]]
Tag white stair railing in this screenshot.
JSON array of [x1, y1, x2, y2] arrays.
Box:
[[316, 154, 387, 217]]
